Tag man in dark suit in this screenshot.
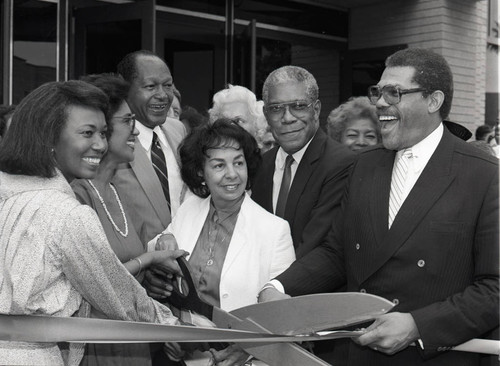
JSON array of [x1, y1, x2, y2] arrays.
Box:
[[251, 66, 354, 259], [260, 49, 499, 365]]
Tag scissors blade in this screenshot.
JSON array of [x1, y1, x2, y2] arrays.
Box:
[[230, 292, 394, 334], [211, 309, 333, 365]]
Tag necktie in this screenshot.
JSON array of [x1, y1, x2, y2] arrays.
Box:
[[388, 148, 412, 228], [275, 154, 294, 218], [151, 132, 171, 205]]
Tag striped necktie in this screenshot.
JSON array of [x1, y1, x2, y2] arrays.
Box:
[[388, 148, 412, 228], [151, 132, 170, 205], [275, 154, 294, 218]]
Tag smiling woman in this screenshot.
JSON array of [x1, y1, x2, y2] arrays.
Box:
[[149, 119, 296, 365], [0, 81, 187, 365], [71, 74, 186, 366], [327, 96, 380, 152]]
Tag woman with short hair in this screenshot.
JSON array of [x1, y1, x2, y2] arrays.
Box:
[[327, 96, 381, 152], [151, 119, 295, 365]]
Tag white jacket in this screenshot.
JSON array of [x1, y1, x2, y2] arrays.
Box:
[[165, 193, 295, 311]]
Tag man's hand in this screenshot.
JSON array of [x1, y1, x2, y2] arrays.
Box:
[[257, 286, 290, 303], [143, 267, 175, 299], [354, 312, 420, 355], [208, 344, 250, 366]]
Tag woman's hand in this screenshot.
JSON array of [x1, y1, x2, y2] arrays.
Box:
[[208, 344, 251, 366], [150, 249, 188, 276], [143, 267, 175, 299], [156, 232, 179, 251], [142, 249, 187, 299]]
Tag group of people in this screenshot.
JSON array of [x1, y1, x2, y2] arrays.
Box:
[[0, 47, 498, 366]]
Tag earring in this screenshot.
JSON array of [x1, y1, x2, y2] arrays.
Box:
[[201, 181, 206, 186]]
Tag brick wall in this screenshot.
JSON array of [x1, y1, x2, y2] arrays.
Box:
[[350, 0, 488, 133]]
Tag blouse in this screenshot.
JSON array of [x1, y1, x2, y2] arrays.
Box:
[[0, 171, 178, 366]]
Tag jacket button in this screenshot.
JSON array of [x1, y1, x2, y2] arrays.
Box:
[[222, 294, 229, 299], [417, 259, 425, 267], [355, 243, 360, 250], [360, 288, 366, 293], [392, 298, 399, 305]]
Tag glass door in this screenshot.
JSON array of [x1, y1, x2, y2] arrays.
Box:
[[72, 0, 155, 78]]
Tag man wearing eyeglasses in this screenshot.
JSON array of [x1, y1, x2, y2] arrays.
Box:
[[251, 66, 354, 260], [260, 49, 498, 366]]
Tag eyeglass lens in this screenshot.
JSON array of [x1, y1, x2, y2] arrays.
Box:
[[368, 86, 400, 105], [267, 101, 313, 118]]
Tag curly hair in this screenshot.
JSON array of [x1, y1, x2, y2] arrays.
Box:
[[179, 118, 262, 198], [326, 96, 380, 143], [385, 48, 453, 120]]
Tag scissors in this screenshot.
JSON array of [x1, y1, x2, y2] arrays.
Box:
[[166, 257, 395, 365]]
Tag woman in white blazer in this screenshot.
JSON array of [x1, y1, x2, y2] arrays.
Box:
[[152, 118, 295, 365]]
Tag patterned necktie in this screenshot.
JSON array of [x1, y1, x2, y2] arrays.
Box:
[[388, 148, 412, 228], [151, 132, 170, 205], [275, 154, 294, 218]]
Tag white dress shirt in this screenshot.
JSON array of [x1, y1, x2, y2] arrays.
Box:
[[272, 138, 313, 213], [393, 123, 444, 206], [135, 120, 183, 215]]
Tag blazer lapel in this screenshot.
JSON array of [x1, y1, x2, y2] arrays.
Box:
[[285, 130, 326, 221], [131, 142, 171, 226], [160, 121, 183, 161], [221, 194, 249, 279], [359, 130, 457, 283], [255, 149, 278, 213], [183, 198, 211, 256], [369, 149, 394, 245]]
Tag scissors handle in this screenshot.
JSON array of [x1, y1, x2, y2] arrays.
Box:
[[168, 256, 214, 320], [167, 257, 228, 351]]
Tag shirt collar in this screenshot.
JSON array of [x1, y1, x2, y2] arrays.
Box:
[[400, 123, 444, 170], [209, 194, 244, 222], [276, 134, 314, 169], [135, 119, 166, 150]]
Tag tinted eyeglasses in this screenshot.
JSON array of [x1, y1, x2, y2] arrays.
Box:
[[368, 85, 427, 105], [264, 100, 316, 119], [113, 113, 136, 132]]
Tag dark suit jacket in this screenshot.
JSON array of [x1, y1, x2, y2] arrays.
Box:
[[278, 129, 499, 365], [251, 129, 354, 258]]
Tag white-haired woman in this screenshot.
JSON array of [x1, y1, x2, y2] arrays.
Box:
[[209, 84, 276, 152]]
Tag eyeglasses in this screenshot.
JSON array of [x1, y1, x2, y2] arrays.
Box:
[[368, 85, 427, 105], [112, 113, 136, 132], [264, 100, 316, 119]]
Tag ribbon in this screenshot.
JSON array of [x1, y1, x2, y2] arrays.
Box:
[[1, 315, 498, 356], [0, 314, 360, 344]]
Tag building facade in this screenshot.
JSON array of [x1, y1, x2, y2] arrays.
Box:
[[1, 0, 498, 132]]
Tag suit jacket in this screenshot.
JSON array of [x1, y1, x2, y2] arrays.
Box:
[[251, 129, 354, 258], [113, 118, 186, 245], [165, 193, 296, 311], [278, 129, 499, 366]]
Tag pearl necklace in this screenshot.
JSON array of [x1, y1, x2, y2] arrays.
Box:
[[87, 180, 129, 237]]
